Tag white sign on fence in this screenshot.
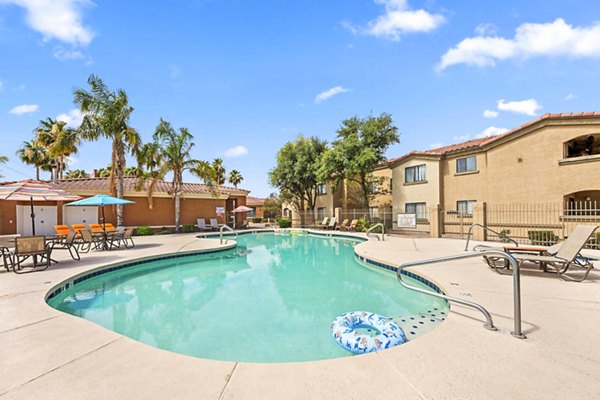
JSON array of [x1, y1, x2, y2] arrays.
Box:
[[397, 213, 417, 229]]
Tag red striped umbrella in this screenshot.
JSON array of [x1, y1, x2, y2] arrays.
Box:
[[0, 180, 82, 235]]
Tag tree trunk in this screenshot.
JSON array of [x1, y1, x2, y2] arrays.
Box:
[[175, 191, 181, 233], [360, 176, 370, 222], [114, 140, 125, 226], [35, 167, 40, 181]]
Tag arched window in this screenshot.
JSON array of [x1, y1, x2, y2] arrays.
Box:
[[564, 134, 600, 158], [563, 190, 600, 216]]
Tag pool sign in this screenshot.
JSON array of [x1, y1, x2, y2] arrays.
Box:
[[397, 213, 417, 228], [216, 206, 225, 216]]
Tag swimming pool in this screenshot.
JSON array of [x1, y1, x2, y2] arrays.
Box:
[[47, 232, 448, 362]]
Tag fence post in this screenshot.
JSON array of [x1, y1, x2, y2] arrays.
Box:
[[472, 202, 487, 241], [429, 204, 442, 238], [334, 207, 341, 224]]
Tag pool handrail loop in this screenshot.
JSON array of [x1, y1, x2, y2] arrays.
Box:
[[464, 223, 519, 251], [219, 224, 238, 244], [396, 249, 525, 339], [366, 223, 385, 241]]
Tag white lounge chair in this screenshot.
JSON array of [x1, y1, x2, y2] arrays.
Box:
[[325, 217, 337, 230], [197, 219, 211, 231], [209, 218, 220, 231]]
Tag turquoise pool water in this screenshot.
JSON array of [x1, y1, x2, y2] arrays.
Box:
[[48, 233, 448, 362]]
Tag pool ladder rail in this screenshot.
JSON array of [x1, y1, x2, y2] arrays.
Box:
[[396, 249, 526, 339], [464, 223, 519, 251], [219, 225, 238, 244], [366, 223, 385, 241]]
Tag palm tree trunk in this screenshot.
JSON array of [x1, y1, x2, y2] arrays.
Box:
[[175, 191, 181, 233], [114, 140, 125, 226], [35, 167, 40, 181]]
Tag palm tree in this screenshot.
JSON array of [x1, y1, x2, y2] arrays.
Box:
[[228, 169, 243, 188], [16, 141, 49, 180], [153, 118, 198, 232], [191, 160, 221, 197], [74, 74, 141, 226], [64, 169, 90, 179], [212, 158, 226, 185], [0, 155, 7, 178], [34, 118, 80, 179], [135, 141, 165, 209]]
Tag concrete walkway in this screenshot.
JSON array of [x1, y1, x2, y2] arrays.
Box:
[[1, 233, 599, 399]]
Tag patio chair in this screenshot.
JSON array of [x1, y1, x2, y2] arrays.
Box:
[[0, 234, 20, 271], [13, 236, 51, 274], [197, 219, 211, 231], [78, 229, 103, 253], [209, 219, 220, 231], [338, 219, 349, 230], [71, 224, 87, 237], [53, 225, 72, 238], [343, 219, 359, 231], [325, 217, 337, 230], [88, 223, 105, 234], [109, 227, 136, 249], [491, 225, 598, 282], [49, 231, 80, 261]]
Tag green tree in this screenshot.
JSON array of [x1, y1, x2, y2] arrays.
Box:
[[318, 113, 399, 213], [64, 169, 90, 179], [34, 118, 81, 179], [269, 135, 327, 225], [135, 141, 165, 209], [263, 192, 282, 220], [153, 118, 198, 233], [191, 160, 221, 197], [74, 74, 141, 225], [228, 169, 243, 187], [16, 141, 49, 180], [0, 156, 8, 178], [212, 158, 226, 185]]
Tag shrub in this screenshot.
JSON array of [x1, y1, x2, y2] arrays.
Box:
[[277, 218, 292, 228], [135, 225, 153, 236], [528, 230, 559, 246], [356, 218, 371, 232], [252, 217, 263, 223], [182, 224, 196, 233], [499, 229, 512, 243]]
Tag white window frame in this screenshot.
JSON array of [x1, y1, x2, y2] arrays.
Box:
[[457, 200, 476, 216], [405, 202, 427, 220], [456, 156, 477, 173]]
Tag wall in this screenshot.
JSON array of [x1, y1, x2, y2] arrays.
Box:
[[391, 157, 441, 219]]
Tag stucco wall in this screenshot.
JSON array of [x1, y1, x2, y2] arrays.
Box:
[[391, 157, 441, 217]]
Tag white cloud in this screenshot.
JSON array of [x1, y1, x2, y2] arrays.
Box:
[[475, 23, 497, 36], [56, 108, 84, 128], [0, 0, 94, 46], [497, 98, 542, 116], [476, 126, 508, 138], [483, 109, 499, 118], [452, 134, 471, 142], [565, 93, 577, 101], [223, 145, 248, 158], [314, 86, 350, 104], [438, 19, 600, 70], [9, 103, 38, 115], [343, 0, 445, 41], [0, 79, 3, 92], [52, 47, 84, 60]]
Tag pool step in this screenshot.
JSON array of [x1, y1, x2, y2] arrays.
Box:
[[390, 309, 447, 341]]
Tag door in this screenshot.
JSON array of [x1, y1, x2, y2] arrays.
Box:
[[63, 206, 98, 226], [16, 205, 58, 236]]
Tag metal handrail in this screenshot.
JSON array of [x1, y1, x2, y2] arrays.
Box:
[[219, 225, 238, 244], [396, 249, 525, 339], [366, 223, 385, 241], [464, 223, 519, 251]]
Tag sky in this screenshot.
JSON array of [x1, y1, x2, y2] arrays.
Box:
[[1, 0, 600, 197]]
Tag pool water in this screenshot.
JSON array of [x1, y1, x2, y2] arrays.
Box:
[[48, 233, 448, 362]]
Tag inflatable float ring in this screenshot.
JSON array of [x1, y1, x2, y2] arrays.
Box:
[[331, 311, 406, 354]]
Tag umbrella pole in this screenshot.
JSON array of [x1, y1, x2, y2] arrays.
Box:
[[101, 206, 108, 250], [30, 196, 36, 236]]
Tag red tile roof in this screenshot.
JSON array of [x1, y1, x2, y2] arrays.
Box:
[[246, 197, 265, 206], [51, 177, 249, 196], [388, 112, 600, 166]]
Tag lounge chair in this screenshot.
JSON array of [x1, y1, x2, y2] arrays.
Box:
[[210, 219, 220, 231], [488, 225, 598, 282], [53, 225, 72, 238], [325, 217, 337, 230], [13, 236, 51, 274], [78, 229, 103, 253], [338, 219, 349, 230], [313, 217, 328, 229], [88, 223, 105, 234], [343, 219, 358, 231], [0, 234, 20, 271], [71, 224, 87, 237], [50, 231, 80, 261], [197, 219, 211, 231]]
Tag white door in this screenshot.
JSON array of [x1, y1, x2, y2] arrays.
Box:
[[63, 206, 98, 226], [16, 205, 58, 236]]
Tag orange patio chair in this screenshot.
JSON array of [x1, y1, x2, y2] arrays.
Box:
[[53, 225, 72, 237], [88, 223, 105, 233], [103, 223, 118, 232], [71, 224, 87, 237]]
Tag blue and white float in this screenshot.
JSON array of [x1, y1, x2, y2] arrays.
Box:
[[331, 311, 407, 354]]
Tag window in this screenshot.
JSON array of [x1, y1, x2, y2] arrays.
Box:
[[456, 156, 477, 173], [317, 207, 326, 221], [457, 200, 476, 216], [283, 208, 290, 217], [317, 183, 327, 195], [565, 134, 600, 158], [405, 164, 426, 183], [405, 202, 428, 220], [389, 178, 393, 192], [369, 207, 379, 219]]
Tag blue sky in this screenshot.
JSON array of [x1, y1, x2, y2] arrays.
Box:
[[1, 0, 599, 197]]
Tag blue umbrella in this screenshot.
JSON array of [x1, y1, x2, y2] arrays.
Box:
[[66, 194, 135, 227]]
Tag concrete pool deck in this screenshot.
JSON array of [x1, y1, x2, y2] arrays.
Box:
[[1, 232, 599, 399]]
